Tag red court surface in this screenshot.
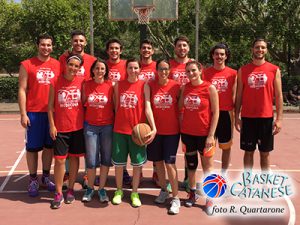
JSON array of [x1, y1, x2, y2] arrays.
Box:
[[0, 113, 299, 225]]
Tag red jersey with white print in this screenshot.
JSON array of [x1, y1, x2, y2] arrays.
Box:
[[240, 62, 279, 118], [84, 80, 114, 126], [148, 79, 180, 135], [114, 80, 146, 135], [21, 57, 60, 112], [139, 61, 157, 82], [106, 59, 127, 82], [59, 53, 96, 81], [169, 59, 190, 86], [53, 75, 84, 132], [181, 81, 211, 136], [203, 66, 237, 111]]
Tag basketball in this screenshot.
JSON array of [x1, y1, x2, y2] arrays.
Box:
[[132, 123, 152, 146], [202, 174, 227, 198]]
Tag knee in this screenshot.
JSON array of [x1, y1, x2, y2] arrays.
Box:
[[185, 152, 198, 170]]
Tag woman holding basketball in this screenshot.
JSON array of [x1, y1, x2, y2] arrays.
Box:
[[146, 59, 181, 214], [81, 59, 114, 203], [112, 58, 156, 207], [179, 61, 219, 215]]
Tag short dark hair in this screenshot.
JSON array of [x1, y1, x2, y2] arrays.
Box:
[[174, 36, 190, 46], [66, 53, 84, 67], [36, 33, 54, 45], [71, 30, 86, 39], [209, 43, 231, 64], [140, 39, 154, 49], [106, 38, 123, 51], [90, 58, 109, 80], [156, 59, 170, 70], [252, 37, 267, 48], [186, 60, 203, 71]]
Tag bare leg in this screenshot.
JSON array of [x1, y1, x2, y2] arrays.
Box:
[[200, 155, 214, 176], [155, 161, 166, 189], [221, 148, 231, 172], [165, 163, 179, 197], [41, 148, 53, 171], [99, 165, 109, 190], [68, 156, 79, 189], [132, 166, 141, 193], [260, 152, 270, 172], [26, 151, 38, 175], [244, 151, 255, 170], [87, 168, 96, 188], [54, 158, 65, 194], [115, 166, 123, 190]]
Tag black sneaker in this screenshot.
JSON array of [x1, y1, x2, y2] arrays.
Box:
[[184, 190, 200, 207]]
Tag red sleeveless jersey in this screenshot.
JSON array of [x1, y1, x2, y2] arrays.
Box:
[[240, 62, 278, 118], [203, 66, 237, 111], [181, 81, 211, 136], [139, 61, 157, 82], [148, 79, 180, 135], [169, 59, 190, 86], [53, 76, 84, 132], [114, 80, 146, 135], [21, 57, 60, 112], [84, 80, 114, 126], [59, 53, 96, 81], [106, 59, 127, 82]]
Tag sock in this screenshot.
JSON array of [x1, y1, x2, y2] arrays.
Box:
[[30, 173, 37, 179], [42, 170, 50, 176]]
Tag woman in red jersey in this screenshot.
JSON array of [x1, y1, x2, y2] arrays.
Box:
[[179, 61, 219, 214], [81, 59, 114, 203], [48, 54, 85, 209], [111, 58, 156, 207]]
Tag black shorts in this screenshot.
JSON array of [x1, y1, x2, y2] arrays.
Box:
[[54, 129, 86, 158], [181, 133, 207, 155], [215, 111, 233, 149], [240, 117, 274, 152]]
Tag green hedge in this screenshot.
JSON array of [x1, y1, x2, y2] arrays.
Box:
[[0, 77, 18, 102]]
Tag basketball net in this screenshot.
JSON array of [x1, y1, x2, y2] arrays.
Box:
[[133, 6, 155, 24]]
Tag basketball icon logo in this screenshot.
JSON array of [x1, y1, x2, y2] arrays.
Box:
[[202, 174, 227, 198]]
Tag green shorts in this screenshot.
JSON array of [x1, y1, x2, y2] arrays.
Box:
[[112, 132, 147, 167]]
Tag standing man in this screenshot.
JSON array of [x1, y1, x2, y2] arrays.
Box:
[[203, 43, 237, 177], [139, 39, 156, 82], [235, 37, 283, 172], [18, 34, 59, 197]]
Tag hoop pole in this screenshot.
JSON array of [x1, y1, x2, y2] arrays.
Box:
[[195, 0, 199, 61], [139, 24, 148, 45], [89, 0, 94, 56]]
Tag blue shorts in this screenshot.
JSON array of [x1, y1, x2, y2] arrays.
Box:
[[84, 123, 113, 168], [25, 112, 53, 152], [146, 134, 180, 164]]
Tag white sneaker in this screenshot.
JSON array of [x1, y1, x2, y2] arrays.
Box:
[[168, 197, 180, 215], [154, 189, 169, 204], [205, 198, 214, 216]]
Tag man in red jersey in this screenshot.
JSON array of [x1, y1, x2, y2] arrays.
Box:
[[18, 34, 59, 197], [203, 43, 237, 177], [139, 39, 156, 82], [235, 38, 283, 172], [106, 38, 127, 82]]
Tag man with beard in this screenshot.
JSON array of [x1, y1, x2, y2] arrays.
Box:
[[235, 37, 283, 172], [139, 39, 156, 82]]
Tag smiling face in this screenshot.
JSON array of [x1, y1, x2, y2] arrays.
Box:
[[37, 38, 53, 58], [66, 58, 81, 77], [140, 43, 154, 60], [126, 61, 140, 80], [157, 61, 170, 82], [71, 35, 86, 54], [92, 61, 106, 82], [107, 42, 122, 62], [252, 40, 267, 60], [186, 63, 201, 83], [213, 48, 227, 67], [174, 40, 190, 59]]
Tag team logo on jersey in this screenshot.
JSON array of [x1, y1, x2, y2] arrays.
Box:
[[88, 94, 108, 108], [120, 92, 138, 108], [184, 95, 201, 110], [139, 71, 155, 81], [211, 78, 228, 93], [36, 69, 55, 84], [58, 87, 81, 109], [109, 71, 121, 81], [76, 66, 85, 77], [153, 94, 173, 110], [248, 72, 267, 89], [172, 71, 190, 85]]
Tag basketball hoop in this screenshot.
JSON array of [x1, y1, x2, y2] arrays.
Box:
[[133, 5, 155, 24]]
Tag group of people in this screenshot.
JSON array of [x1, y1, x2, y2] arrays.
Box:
[[18, 30, 283, 215]]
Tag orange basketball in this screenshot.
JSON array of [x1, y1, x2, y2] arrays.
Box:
[[131, 123, 152, 146]]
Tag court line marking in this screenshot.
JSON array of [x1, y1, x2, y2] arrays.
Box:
[[0, 147, 26, 192], [13, 173, 29, 182]]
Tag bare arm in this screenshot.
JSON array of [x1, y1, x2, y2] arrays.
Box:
[[273, 69, 283, 135], [18, 65, 30, 128], [144, 83, 157, 144], [234, 69, 243, 132], [48, 84, 57, 140], [113, 82, 119, 112], [178, 85, 185, 111], [82, 82, 87, 105]]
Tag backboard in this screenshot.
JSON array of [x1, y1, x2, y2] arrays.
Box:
[[108, 0, 178, 21]]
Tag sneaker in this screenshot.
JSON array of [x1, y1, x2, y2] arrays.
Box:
[[82, 187, 94, 202], [41, 175, 55, 192], [131, 192, 142, 208], [168, 197, 181, 215], [184, 190, 200, 207], [50, 192, 64, 209], [98, 188, 109, 203], [123, 170, 132, 186], [181, 179, 190, 193], [28, 178, 39, 197], [112, 189, 123, 205], [154, 189, 169, 204], [81, 175, 88, 189], [152, 171, 159, 186], [65, 189, 75, 204], [205, 198, 214, 216], [62, 173, 69, 190], [94, 176, 100, 186]]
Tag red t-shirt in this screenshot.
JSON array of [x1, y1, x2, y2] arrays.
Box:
[[114, 80, 146, 135], [181, 81, 211, 136], [53, 75, 84, 132], [21, 57, 60, 112], [84, 80, 114, 126], [169, 59, 190, 86], [240, 62, 279, 118], [148, 79, 180, 135], [203, 66, 237, 111], [59, 53, 96, 81], [139, 61, 157, 82], [106, 59, 127, 82]]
